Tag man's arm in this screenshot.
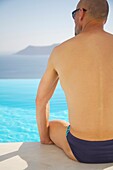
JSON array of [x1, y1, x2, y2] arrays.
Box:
[[36, 48, 59, 144]]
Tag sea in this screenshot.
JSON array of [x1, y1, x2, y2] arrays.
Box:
[[0, 54, 68, 142]]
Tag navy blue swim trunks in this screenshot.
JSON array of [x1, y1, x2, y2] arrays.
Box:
[[66, 125, 113, 163]]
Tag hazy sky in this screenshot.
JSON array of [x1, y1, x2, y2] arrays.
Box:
[[0, 0, 113, 54]]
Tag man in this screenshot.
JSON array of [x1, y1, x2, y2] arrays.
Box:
[[36, 0, 113, 163]]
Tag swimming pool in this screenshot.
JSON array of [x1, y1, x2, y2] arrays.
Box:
[[0, 79, 68, 142]]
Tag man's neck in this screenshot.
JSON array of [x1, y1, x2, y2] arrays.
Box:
[[82, 20, 104, 33]]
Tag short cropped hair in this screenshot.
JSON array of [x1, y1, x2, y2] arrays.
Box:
[[77, 0, 109, 20]]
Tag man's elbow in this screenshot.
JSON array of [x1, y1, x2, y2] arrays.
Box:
[[35, 95, 47, 108], [35, 96, 43, 106]]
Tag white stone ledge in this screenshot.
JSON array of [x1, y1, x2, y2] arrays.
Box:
[[0, 142, 113, 170]]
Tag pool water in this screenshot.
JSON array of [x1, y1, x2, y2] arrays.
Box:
[[0, 79, 68, 142]]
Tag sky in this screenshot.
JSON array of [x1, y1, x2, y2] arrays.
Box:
[[0, 0, 113, 54]]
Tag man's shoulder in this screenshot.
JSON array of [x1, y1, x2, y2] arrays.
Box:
[[54, 36, 80, 52], [49, 35, 82, 62], [58, 36, 79, 47]]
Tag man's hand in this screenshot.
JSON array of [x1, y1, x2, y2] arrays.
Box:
[[41, 137, 54, 145]]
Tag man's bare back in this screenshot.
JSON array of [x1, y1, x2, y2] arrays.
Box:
[[53, 30, 113, 141], [36, 0, 113, 163]]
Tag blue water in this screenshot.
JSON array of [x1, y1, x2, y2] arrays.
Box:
[[0, 79, 68, 142]]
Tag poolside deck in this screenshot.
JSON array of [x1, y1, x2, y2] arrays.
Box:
[[0, 142, 113, 170]]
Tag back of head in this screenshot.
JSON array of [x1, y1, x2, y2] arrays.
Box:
[[77, 0, 109, 20]]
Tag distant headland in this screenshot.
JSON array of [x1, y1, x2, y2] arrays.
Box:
[[16, 44, 59, 55], [0, 44, 60, 79]]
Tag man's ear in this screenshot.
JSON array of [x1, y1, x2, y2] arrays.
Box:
[[79, 8, 85, 21]]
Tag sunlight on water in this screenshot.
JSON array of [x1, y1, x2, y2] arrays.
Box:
[[0, 79, 68, 142]]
